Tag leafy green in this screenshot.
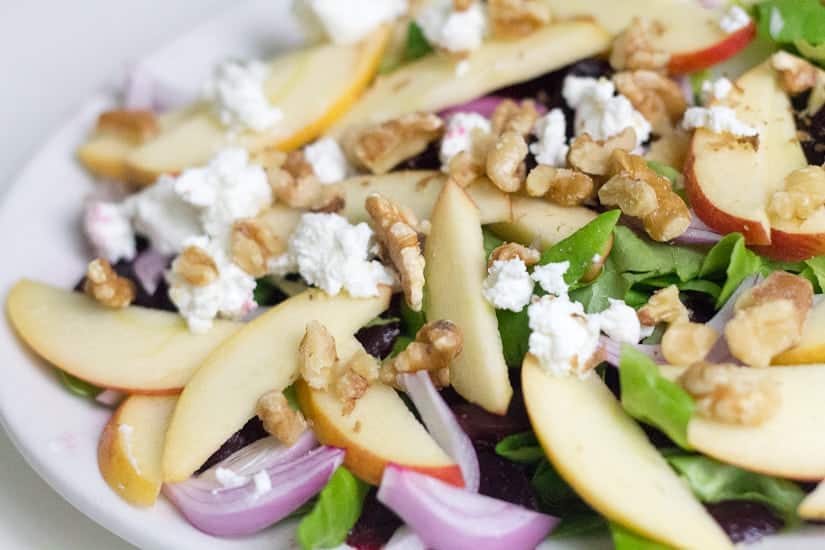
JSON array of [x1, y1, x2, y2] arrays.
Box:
[[795, 38, 825, 65], [755, 0, 825, 62], [495, 432, 545, 464], [551, 515, 608, 538], [540, 210, 621, 286], [610, 226, 704, 283], [699, 233, 763, 307], [619, 345, 694, 449], [610, 523, 672, 550], [531, 459, 593, 516], [803, 256, 825, 293], [497, 309, 531, 367], [646, 161, 681, 186], [297, 467, 369, 550], [403, 22, 434, 62], [690, 69, 711, 104], [389, 335, 413, 358], [58, 370, 102, 399], [482, 227, 505, 260], [400, 300, 426, 337], [253, 277, 286, 306], [666, 452, 805, 525], [569, 256, 632, 313]]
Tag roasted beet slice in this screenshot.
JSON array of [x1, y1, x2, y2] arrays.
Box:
[[705, 501, 783, 544], [792, 90, 825, 166], [477, 449, 539, 511], [446, 393, 531, 447], [356, 321, 401, 360], [347, 489, 403, 550], [194, 417, 268, 475]]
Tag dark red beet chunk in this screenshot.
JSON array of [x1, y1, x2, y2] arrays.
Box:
[[355, 321, 401, 360], [792, 90, 825, 166], [705, 501, 783, 544], [347, 490, 402, 550], [477, 449, 539, 511], [195, 417, 268, 475], [446, 393, 531, 447]]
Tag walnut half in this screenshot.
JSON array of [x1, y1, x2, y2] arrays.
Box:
[[488, 0, 551, 39], [638, 285, 689, 326], [84, 258, 135, 309], [486, 131, 528, 192], [609, 18, 670, 72], [613, 70, 687, 135], [382, 320, 463, 389], [256, 390, 308, 445], [348, 113, 443, 175], [230, 218, 285, 277], [525, 166, 595, 207]]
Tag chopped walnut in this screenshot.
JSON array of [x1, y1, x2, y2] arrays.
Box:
[[348, 113, 443, 175], [172, 246, 219, 287], [382, 320, 463, 389], [735, 271, 813, 325], [230, 219, 285, 277], [567, 128, 637, 176], [638, 285, 690, 326], [96, 110, 159, 143], [491, 99, 541, 137], [768, 166, 825, 222], [613, 70, 687, 135], [446, 151, 485, 187], [661, 322, 719, 365], [486, 131, 528, 192], [453, 0, 473, 9], [488, 242, 540, 267], [256, 390, 308, 445], [83, 258, 135, 308], [526, 166, 596, 206], [598, 174, 658, 216], [725, 300, 802, 368], [488, 0, 551, 38], [609, 18, 670, 72], [678, 362, 780, 426], [310, 190, 347, 214], [267, 151, 323, 209], [771, 51, 819, 94], [366, 194, 426, 311], [299, 321, 338, 390]]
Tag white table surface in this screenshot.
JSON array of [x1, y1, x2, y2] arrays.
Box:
[[0, 2, 226, 548]]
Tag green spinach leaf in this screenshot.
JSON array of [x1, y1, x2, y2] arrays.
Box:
[[297, 467, 369, 550]]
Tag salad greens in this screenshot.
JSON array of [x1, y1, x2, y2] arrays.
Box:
[[403, 21, 434, 62], [539, 210, 621, 286], [610, 523, 671, 550], [297, 467, 369, 550], [58, 370, 102, 399], [754, 0, 825, 66], [699, 233, 762, 306], [619, 346, 694, 449], [494, 432, 545, 464]]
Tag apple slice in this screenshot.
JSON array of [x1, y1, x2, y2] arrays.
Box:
[[98, 395, 178, 506], [798, 481, 825, 520], [6, 280, 241, 394], [773, 299, 825, 365], [329, 20, 610, 134], [523, 357, 732, 549], [487, 196, 596, 251], [296, 338, 461, 487], [425, 181, 512, 414], [541, 0, 754, 74], [162, 287, 390, 482], [660, 364, 825, 481]]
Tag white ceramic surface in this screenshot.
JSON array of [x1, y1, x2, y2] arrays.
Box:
[[0, 1, 821, 548]]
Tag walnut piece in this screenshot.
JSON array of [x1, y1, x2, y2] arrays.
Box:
[[567, 128, 637, 176], [83, 258, 135, 309], [299, 321, 339, 390], [256, 390, 308, 445], [446, 151, 485, 187], [598, 174, 658, 216], [488, 0, 550, 38], [661, 322, 719, 366], [486, 131, 528, 192], [366, 194, 426, 312], [526, 166, 595, 206], [172, 246, 219, 287], [96, 110, 159, 143], [609, 18, 670, 72], [771, 51, 819, 94], [488, 242, 540, 268], [382, 320, 463, 389], [230, 218, 285, 277], [491, 99, 541, 137], [453, 0, 473, 10], [638, 285, 689, 326], [267, 151, 323, 209], [348, 113, 443, 175], [613, 70, 687, 135], [735, 271, 813, 326], [678, 362, 780, 426], [768, 166, 825, 222]]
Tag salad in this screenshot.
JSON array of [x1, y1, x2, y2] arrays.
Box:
[[6, 0, 825, 548]]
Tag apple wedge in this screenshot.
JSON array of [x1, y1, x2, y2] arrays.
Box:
[[79, 28, 389, 186], [6, 279, 241, 394], [329, 20, 610, 134], [425, 181, 511, 414], [540, 0, 754, 74], [98, 395, 178, 506], [162, 287, 390, 482], [798, 482, 825, 520], [661, 364, 825, 481], [773, 299, 825, 365], [523, 358, 732, 549], [487, 196, 596, 251], [296, 338, 461, 487]]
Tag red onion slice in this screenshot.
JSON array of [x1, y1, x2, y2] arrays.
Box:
[[400, 372, 479, 492], [164, 445, 343, 537], [377, 465, 558, 550], [95, 389, 125, 408], [601, 335, 665, 366], [439, 96, 547, 121], [673, 214, 723, 245], [133, 249, 171, 295]]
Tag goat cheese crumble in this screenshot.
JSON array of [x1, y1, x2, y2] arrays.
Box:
[[528, 294, 601, 378], [483, 258, 534, 312], [204, 60, 283, 132], [417, 0, 487, 54], [531, 261, 570, 296], [439, 112, 491, 167], [251, 470, 272, 500], [215, 467, 250, 490], [306, 0, 408, 44], [701, 77, 733, 104], [83, 201, 137, 263], [593, 298, 642, 344], [270, 213, 396, 298], [719, 5, 751, 34], [530, 109, 569, 167], [304, 138, 352, 184], [682, 106, 758, 137]]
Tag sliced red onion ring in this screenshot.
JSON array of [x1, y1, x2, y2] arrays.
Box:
[[385, 526, 428, 550], [95, 389, 125, 408], [673, 214, 723, 245], [601, 335, 665, 366], [439, 95, 547, 121], [377, 465, 558, 550], [164, 445, 343, 537], [133, 249, 171, 295], [400, 372, 479, 492]]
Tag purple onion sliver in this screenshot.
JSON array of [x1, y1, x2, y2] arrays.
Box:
[[600, 335, 665, 366], [132, 249, 171, 295], [95, 389, 125, 408]]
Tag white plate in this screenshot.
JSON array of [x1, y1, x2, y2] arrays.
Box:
[[0, 1, 820, 548]]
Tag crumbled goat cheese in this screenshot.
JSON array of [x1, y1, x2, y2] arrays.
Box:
[[531, 261, 570, 297], [719, 5, 751, 34], [593, 298, 642, 344], [118, 424, 140, 473], [203, 60, 283, 132], [125, 176, 202, 256], [270, 213, 396, 297], [306, 0, 408, 44], [562, 76, 650, 147], [701, 77, 733, 104], [215, 467, 250, 490], [439, 112, 491, 166], [417, 0, 487, 54], [251, 470, 272, 500], [682, 106, 758, 137], [83, 201, 137, 263], [167, 236, 257, 333], [482, 258, 534, 312], [174, 148, 272, 241], [769, 7, 784, 39], [304, 138, 351, 184], [528, 295, 601, 378], [530, 109, 569, 167]]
